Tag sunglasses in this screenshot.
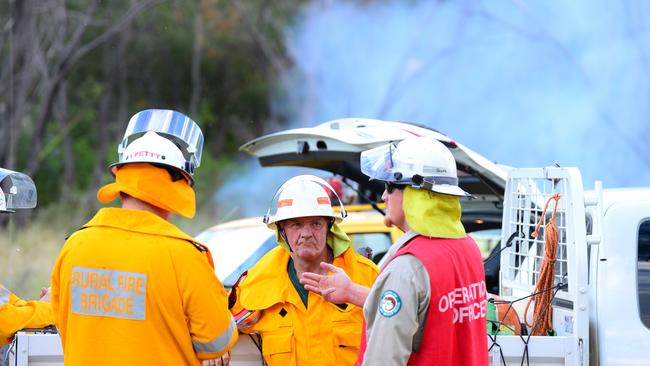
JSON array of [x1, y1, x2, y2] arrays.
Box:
[[152, 163, 186, 183], [384, 182, 407, 194]]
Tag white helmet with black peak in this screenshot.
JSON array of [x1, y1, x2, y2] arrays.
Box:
[[360, 136, 470, 197]]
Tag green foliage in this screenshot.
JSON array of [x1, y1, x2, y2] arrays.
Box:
[[4, 0, 307, 205], [0, 0, 310, 293]]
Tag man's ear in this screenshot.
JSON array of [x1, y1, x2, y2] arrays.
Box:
[[278, 224, 292, 251], [279, 227, 284, 240]]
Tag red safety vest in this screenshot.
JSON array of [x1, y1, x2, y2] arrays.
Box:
[[357, 235, 488, 366]]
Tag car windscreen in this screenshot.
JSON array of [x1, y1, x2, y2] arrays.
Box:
[[350, 232, 392, 264], [195, 225, 277, 287]]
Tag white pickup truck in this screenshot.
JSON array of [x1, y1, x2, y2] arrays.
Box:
[[7, 119, 650, 365], [234, 119, 650, 365], [488, 167, 650, 366], [487, 166, 650, 365]]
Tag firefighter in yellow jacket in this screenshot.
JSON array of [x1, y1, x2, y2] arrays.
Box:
[[0, 168, 54, 346], [229, 175, 379, 366], [51, 110, 237, 366], [0, 285, 53, 346]]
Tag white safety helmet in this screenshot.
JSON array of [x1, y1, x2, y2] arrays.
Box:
[[110, 109, 204, 186], [0, 168, 37, 213], [360, 136, 470, 197], [263, 175, 348, 230]]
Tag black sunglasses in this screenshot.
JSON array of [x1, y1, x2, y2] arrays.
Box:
[[385, 182, 407, 194]]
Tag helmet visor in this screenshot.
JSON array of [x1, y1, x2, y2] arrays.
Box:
[[360, 142, 465, 194], [0, 168, 37, 211], [360, 142, 399, 182], [120, 109, 204, 168]]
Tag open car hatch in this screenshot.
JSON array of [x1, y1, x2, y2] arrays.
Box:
[[240, 118, 508, 231]]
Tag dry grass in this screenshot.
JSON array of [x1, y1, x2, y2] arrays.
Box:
[[0, 202, 83, 299]]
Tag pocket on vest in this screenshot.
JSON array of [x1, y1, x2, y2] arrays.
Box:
[[262, 331, 295, 366], [334, 328, 362, 365]]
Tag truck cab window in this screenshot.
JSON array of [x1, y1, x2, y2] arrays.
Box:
[[637, 220, 650, 328]]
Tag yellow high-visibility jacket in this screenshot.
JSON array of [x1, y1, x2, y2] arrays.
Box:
[[231, 246, 378, 366], [51, 208, 237, 366], [0, 285, 54, 346]]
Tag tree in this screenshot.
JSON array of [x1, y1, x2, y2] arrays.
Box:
[[0, 0, 307, 213]]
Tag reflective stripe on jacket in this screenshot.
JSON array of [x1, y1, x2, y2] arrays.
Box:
[[231, 246, 378, 366], [51, 208, 237, 366], [0, 284, 54, 346]]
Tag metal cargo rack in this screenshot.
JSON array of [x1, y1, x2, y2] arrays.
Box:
[[489, 167, 590, 366]]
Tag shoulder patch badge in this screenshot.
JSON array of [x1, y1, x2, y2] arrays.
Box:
[[379, 290, 402, 317]]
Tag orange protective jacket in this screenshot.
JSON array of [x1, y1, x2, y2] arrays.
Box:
[[51, 208, 237, 366], [0, 284, 54, 346], [230, 246, 378, 366]]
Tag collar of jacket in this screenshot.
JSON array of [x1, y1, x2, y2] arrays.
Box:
[[239, 246, 357, 311], [83, 207, 196, 243]]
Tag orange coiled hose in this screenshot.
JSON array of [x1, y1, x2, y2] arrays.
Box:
[[524, 192, 561, 336]]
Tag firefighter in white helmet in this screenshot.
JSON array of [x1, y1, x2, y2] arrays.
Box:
[[301, 137, 488, 366], [50, 109, 237, 366], [229, 175, 379, 366], [0, 168, 54, 348]]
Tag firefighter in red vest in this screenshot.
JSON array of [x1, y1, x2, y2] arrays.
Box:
[[301, 136, 488, 366]]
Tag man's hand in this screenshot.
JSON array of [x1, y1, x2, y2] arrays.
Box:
[[300, 262, 353, 304], [202, 352, 230, 366]]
